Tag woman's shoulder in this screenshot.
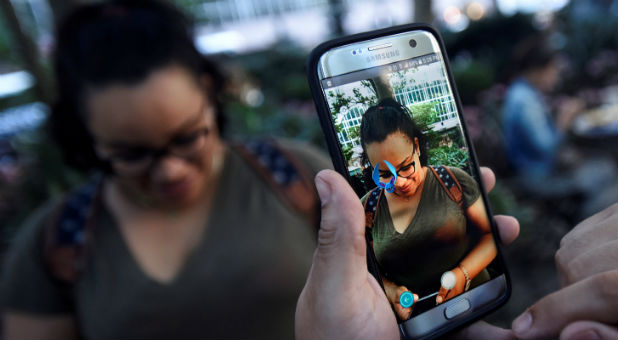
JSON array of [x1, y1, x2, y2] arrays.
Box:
[[444, 166, 481, 206], [4, 176, 103, 276], [426, 165, 472, 183], [275, 138, 333, 176], [228, 138, 333, 177], [1, 195, 75, 314], [445, 166, 474, 182], [8, 196, 65, 250], [360, 189, 374, 204]]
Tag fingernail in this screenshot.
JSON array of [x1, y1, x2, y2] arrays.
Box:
[[436, 296, 443, 304], [512, 311, 532, 335], [564, 329, 601, 340], [315, 176, 331, 205]]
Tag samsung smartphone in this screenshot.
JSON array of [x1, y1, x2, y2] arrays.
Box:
[[307, 24, 510, 339]]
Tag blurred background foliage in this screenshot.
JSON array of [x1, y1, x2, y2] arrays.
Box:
[[0, 0, 616, 327]]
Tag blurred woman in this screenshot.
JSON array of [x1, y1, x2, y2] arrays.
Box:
[[360, 98, 496, 320], [1, 1, 329, 338]]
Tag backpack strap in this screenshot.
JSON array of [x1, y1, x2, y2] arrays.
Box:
[[362, 187, 383, 245], [429, 165, 463, 210], [43, 175, 103, 284], [231, 140, 319, 231], [362, 186, 386, 290]]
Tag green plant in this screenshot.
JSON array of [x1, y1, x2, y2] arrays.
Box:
[[427, 145, 469, 170], [341, 144, 354, 164]]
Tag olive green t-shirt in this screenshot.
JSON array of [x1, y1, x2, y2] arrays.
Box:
[[1, 141, 331, 339], [365, 167, 483, 297]]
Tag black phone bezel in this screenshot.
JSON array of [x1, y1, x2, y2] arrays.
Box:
[[306, 23, 512, 339]]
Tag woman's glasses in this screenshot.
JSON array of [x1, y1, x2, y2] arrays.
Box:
[[376, 150, 417, 179], [394, 159, 416, 178], [99, 127, 210, 176]]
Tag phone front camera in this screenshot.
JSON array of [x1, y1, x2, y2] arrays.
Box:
[[409, 39, 417, 48]]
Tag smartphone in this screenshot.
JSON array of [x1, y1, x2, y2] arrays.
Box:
[[307, 24, 510, 339]]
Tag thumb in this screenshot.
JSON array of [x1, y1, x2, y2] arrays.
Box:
[[560, 321, 618, 340], [313, 170, 367, 282]]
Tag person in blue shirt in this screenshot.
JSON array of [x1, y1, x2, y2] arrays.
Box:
[[501, 37, 617, 219], [502, 37, 580, 178]]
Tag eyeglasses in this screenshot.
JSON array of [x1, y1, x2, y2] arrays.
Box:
[[377, 150, 417, 180], [98, 127, 211, 176], [372, 149, 417, 193]]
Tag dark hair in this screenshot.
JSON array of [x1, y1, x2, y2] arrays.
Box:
[[359, 98, 427, 166], [511, 35, 558, 75], [49, 0, 226, 172]]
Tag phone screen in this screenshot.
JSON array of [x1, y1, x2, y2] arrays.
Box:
[[313, 29, 507, 338]]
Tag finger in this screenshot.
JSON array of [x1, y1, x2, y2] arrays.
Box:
[[436, 286, 448, 304], [395, 303, 411, 320], [557, 240, 618, 286], [564, 203, 618, 239], [480, 167, 496, 193], [559, 206, 618, 259], [512, 270, 618, 339], [448, 320, 516, 340], [395, 286, 410, 305], [312, 170, 367, 284], [560, 320, 618, 340], [494, 215, 520, 246]]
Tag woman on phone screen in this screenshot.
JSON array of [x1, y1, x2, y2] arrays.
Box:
[[360, 98, 496, 320]]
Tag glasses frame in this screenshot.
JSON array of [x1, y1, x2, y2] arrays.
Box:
[[94, 99, 215, 176], [376, 147, 418, 180], [98, 127, 211, 176]]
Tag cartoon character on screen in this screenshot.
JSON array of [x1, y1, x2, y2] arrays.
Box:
[[372, 160, 397, 193], [360, 98, 497, 321]]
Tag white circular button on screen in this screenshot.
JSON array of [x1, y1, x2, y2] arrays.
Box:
[[441, 271, 456, 290]]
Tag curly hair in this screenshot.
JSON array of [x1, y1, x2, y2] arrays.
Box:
[[49, 0, 226, 172]]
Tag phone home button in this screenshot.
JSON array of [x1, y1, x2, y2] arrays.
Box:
[[444, 298, 471, 319]]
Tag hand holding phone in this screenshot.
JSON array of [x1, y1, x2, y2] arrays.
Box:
[[306, 24, 511, 339], [295, 168, 519, 340]]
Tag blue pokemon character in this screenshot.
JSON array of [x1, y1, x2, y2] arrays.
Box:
[[372, 160, 398, 193]]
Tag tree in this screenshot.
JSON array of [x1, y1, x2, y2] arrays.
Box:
[[326, 79, 377, 120], [367, 75, 393, 101], [414, 0, 433, 23]]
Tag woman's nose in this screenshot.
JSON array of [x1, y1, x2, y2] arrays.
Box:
[[394, 175, 407, 188], [151, 154, 188, 182]]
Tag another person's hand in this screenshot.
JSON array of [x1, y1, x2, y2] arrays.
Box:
[[512, 203, 618, 340], [295, 167, 519, 339], [556, 96, 584, 131]]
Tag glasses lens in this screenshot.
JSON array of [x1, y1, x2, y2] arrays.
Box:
[[112, 155, 153, 175], [398, 161, 416, 178], [170, 129, 208, 158]]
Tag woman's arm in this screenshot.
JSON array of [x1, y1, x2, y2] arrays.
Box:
[[437, 197, 497, 303], [4, 312, 78, 339]]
